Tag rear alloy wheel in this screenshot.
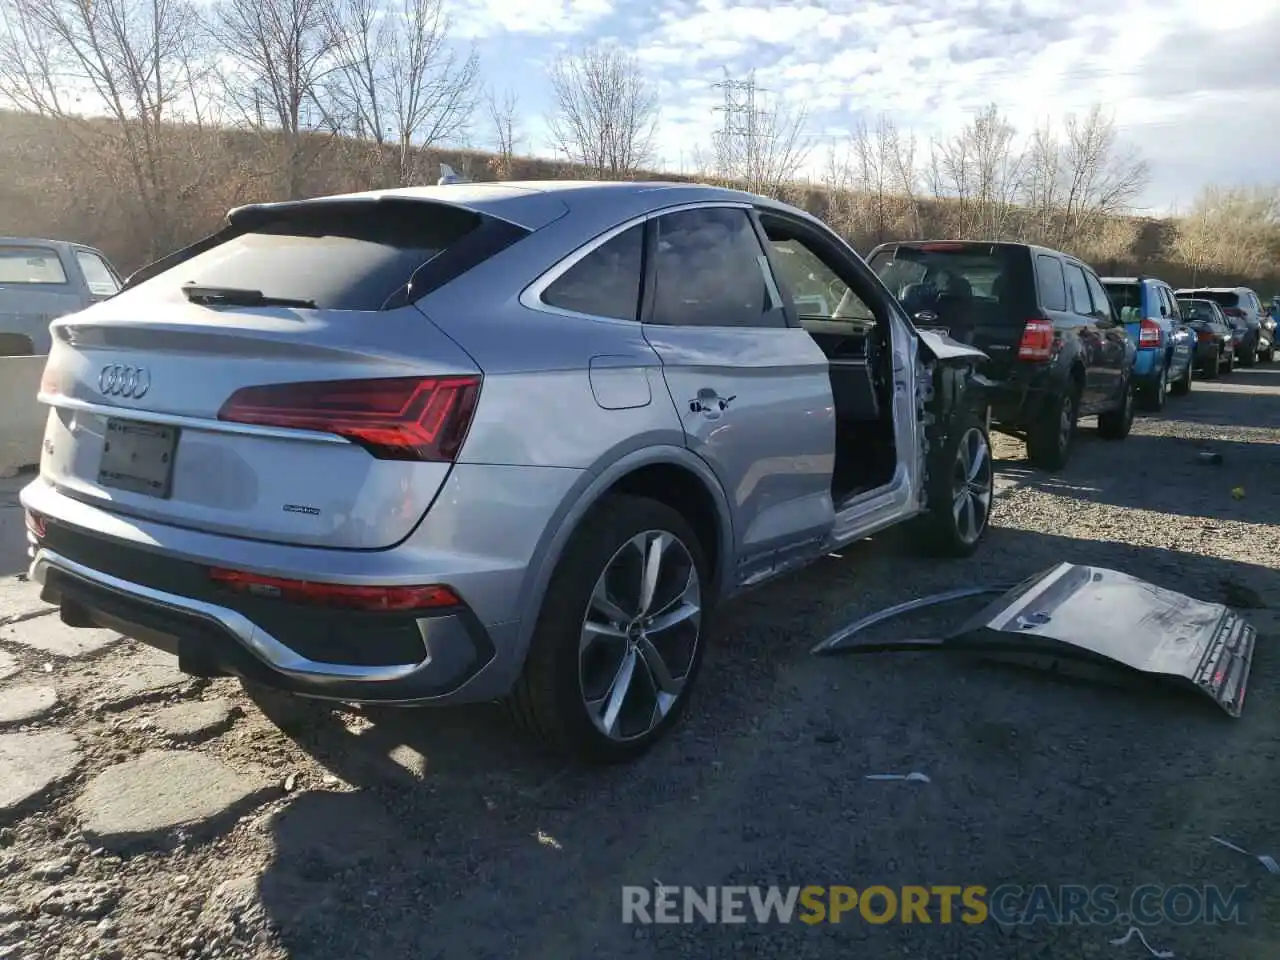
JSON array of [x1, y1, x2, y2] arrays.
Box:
[[1097, 373, 1135, 440], [508, 495, 710, 764], [1026, 384, 1078, 471], [1203, 348, 1220, 380], [1171, 356, 1192, 396], [1140, 362, 1167, 412]]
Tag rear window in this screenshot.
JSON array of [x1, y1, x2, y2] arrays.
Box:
[[867, 243, 1029, 326], [1102, 282, 1141, 312], [1180, 289, 1240, 309], [1177, 299, 1216, 321], [139, 201, 486, 310], [0, 246, 68, 284]]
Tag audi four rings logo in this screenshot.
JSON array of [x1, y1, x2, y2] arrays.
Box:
[[98, 364, 151, 398]]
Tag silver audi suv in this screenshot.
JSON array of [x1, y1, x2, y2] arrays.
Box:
[[22, 180, 995, 763]]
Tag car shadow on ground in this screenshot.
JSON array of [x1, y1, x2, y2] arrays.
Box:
[[250, 522, 1279, 960], [993, 430, 1280, 523]]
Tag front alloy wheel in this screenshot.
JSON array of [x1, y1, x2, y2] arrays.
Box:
[[950, 427, 993, 546], [580, 532, 701, 742]]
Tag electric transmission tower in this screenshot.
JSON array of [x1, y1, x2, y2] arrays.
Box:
[[711, 69, 771, 176]]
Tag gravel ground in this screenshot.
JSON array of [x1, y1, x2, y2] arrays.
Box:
[[1, 366, 1279, 960]]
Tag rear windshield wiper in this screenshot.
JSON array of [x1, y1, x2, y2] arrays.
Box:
[[181, 283, 316, 309]]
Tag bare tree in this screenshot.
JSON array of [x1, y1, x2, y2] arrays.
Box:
[[546, 44, 658, 178], [326, 0, 478, 186], [484, 84, 521, 178], [1173, 184, 1280, 283], [1056, 105, 1149, 246], [211, 0, 341, 198], [713, 87, 811, 195], [0, 0, 213, 254], [928, 103, 1025, 238]]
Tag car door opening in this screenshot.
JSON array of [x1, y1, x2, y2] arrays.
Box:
[[761, 221, 898, 503]]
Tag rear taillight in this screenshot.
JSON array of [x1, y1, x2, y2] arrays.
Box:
[[1017, 318, 1054, 360], [1223, 307, 1245, 318], [1197, 330, 1215, 342], [1138, 319, 1161, 347], [208, 567, 461, 611], [217, 375, 481, 462], [25, 509, 46, 539]]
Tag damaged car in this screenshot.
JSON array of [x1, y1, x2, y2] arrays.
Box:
[[22, 181, 994, 763]]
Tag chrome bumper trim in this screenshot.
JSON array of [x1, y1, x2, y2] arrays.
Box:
[[29, 547, 427, 683]]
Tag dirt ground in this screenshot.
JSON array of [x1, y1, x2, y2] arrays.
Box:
[[2, 366, 1279, 960]]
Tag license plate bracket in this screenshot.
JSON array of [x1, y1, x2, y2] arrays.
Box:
[[98, 419, 179, 498]]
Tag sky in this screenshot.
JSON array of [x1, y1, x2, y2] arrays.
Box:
[[449, 0, 1280, 215]]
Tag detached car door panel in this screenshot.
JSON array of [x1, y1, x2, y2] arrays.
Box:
[[640, 205, 835, 583]]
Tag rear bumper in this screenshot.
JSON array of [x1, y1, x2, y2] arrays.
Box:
[[18, 473, 569, 704], [30, 541, 504, 704], [1132, 348, 1162, 379], [984, 363, 1056, 428]]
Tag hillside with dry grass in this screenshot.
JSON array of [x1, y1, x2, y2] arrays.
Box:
[[0, 105, 1275, 294]]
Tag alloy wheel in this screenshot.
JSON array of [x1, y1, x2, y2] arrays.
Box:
[[1058, 392, 1075, 454], [579, 531, 702, 742], [951, 427, 993, 544]]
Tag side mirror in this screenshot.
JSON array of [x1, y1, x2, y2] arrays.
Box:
[[1160, 305, 1168, 317]]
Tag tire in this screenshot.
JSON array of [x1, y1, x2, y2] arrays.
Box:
[[1097, 373, 1135, 440], [1202, 348, 1220, 380], [508, 494, 712, 764], [1139, 361, 1167, 412], [1026, 381, 1079, 472], [914, 408, 995, 558], [1263, 345, 1275, 363], [1224, 351, 1235, 374], [1241, 344, 1257, 367], [1171, 356, 1192, 396]]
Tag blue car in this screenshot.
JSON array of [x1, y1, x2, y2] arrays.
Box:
[[1101, 276, 1195, 412]]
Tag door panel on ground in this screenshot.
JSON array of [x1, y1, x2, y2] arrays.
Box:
[[641, 206, 835, 580], [1082, 269, 1128, 403], [1063, 262, 1105, 407]]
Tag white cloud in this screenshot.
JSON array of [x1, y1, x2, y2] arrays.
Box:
[[478, 0, 1280, 208], [453, 0, 615, 38]]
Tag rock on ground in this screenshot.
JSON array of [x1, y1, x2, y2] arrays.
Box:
[[0, 617, 120, 658], [151, 699, 235, 741], [0, 577, 52, 627], [0, 686, 58, 726], [97, 648, 191, 710], [0, 730, 81, 822], [0, 653, 17, 684], [76, 750, 279, 852]]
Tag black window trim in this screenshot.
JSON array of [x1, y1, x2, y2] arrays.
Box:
[[1062, 259, 1092, 317], [522, 199, 755, 325], [770, 221, 910, 331], [1082, 267, 1117, 324], [640, 205, 787, 330], [1035, 253, 1068, 312]]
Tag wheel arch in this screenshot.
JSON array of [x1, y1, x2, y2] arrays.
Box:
[[509, 444, 734, 678]]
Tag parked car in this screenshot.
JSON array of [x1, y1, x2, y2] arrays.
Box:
[[1175, 286, 1270, 365], [0, 238, 122, 354], [1175, 297, 1235, 377], [1100, 276, 1195, 410], [867, 241, 1136, 471], [22, 181, 998, 764]]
